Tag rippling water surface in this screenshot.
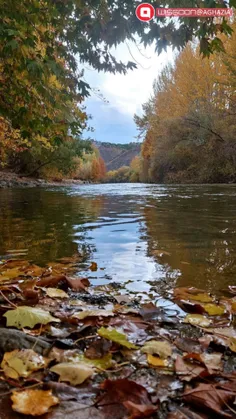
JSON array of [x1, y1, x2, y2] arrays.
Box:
[[0, 183, 236, 296]]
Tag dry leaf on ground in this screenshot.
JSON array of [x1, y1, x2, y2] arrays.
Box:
[[11, 389, 59, 416]]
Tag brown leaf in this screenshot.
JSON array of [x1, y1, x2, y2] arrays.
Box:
[[65, 277, 90, 291], [139, 303, 161, 321], [175, 356, 206, 382], [89, 262, 97, 271], [37, 275, 67, 288], [167, 406, 207, 418], [11, 389, 59, 416], [98, 379, 158, 418], [85, 338, 112, 359], [183, 352, 223, 373], [37, 275, 89, 291], [174, 338, 203, 354], [123, 400, 159, 419], [182, 383, 236, 417]]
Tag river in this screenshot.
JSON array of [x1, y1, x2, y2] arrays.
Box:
[[0, 183, 236, 299]]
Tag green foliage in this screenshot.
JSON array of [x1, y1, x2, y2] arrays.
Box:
[[105, 166, 131, 183]]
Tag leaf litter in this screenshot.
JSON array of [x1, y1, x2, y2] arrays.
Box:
[[0, 259, 235, 417]]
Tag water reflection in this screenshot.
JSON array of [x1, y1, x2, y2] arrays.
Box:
[[0, 184, 236, 295]]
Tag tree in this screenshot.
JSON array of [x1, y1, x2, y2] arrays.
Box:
[[136, 22, 236, 183], [0, 0, 235, 173]]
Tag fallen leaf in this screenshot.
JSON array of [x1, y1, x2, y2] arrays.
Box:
[[206, 326, 236, 339], [99, 379, 158, 418], [229, 337, 236, 352], [50, 362, 94, 385], [202, 303, 226, 316], [139, 303, 161, 321], [175, 355, 206, 382], [141, 340, 172, 359], [37, 275, 67, 288], [98, 327, 138, 349], [65, 277, 90, 291], [174, 338, 202, 354], [167, 406, 207, 418], [114, 294, 131, 304], [72, 309, 114, 320], [183, 352, 223, 372], [4, 306, 60, 329], [147, 354, 169, 367], [46, 288, 69, 299], [1, 349, 48, 379], [183, 314, 211, 328], [174, 288, 213, 303], [11, 389, 59, 416], [182, 383, 236, 417], [85, 338, 112, 359], [37, 275, 90, 291], [89, 262, 97, 271], [76, 353, 114, 370]]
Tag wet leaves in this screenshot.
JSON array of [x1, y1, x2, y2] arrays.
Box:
[[11, 389, 59, 416], [0, 260, 235, 418], [50, 362, 94, 385], [72, 309, 114, 319], [98, 327, 138, 349], [4, 306, 60, 329], [184, 314, 212, 328], [141, 340, 172, 358], [182, 383, 236, 417], [1, 349, 48, 379], [46, 288, 69, 299], [98, 379, 158, 418]]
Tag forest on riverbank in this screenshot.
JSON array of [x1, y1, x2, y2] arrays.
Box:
[[1, 1, 236, 185], [132, 21, 236, 184]]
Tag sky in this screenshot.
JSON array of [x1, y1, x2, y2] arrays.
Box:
[[82, 42, 174, 144]]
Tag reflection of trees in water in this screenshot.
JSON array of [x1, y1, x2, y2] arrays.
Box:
[[0, 189, 104, 265], [142, 194, 236, 291]]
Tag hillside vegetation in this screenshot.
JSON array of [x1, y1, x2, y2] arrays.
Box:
[[94, 142, 141, 171]]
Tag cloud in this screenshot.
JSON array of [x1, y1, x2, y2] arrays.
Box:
[[83, 42, 174, 143]]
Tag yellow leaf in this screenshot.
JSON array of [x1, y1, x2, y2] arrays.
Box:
[[188, 293, 213, 303], [4, 306, 60, 329], [1, 349, 48, 379], [229, 337, 236, 353], [184, 314, 211, 327], [72, 310, 114, 319], [11, 389, 59, 416], [46, 288, 69, 299], [141, 340, 172, 359], [50, 362, 94, 385], [203, 303, 225, 316], [98, 327, 138, 349], [147, 354, 169, 367]]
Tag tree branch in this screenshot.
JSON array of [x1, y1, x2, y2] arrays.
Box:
[[183, 117, 225, 143]]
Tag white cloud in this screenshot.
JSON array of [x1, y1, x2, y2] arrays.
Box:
[[84, 42, 174, 117], [82, 42, 174, 143]]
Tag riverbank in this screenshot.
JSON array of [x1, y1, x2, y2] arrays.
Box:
[[0, 171, 88, 188]]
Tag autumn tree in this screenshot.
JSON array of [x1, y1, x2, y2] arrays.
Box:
[[136, 22, 236, 183], [0, 0, 235, 174]]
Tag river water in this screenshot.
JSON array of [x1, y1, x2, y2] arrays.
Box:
[[0, 183, 236, 298]]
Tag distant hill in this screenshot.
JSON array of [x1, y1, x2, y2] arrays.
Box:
[[93, 141, 141, 171]]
